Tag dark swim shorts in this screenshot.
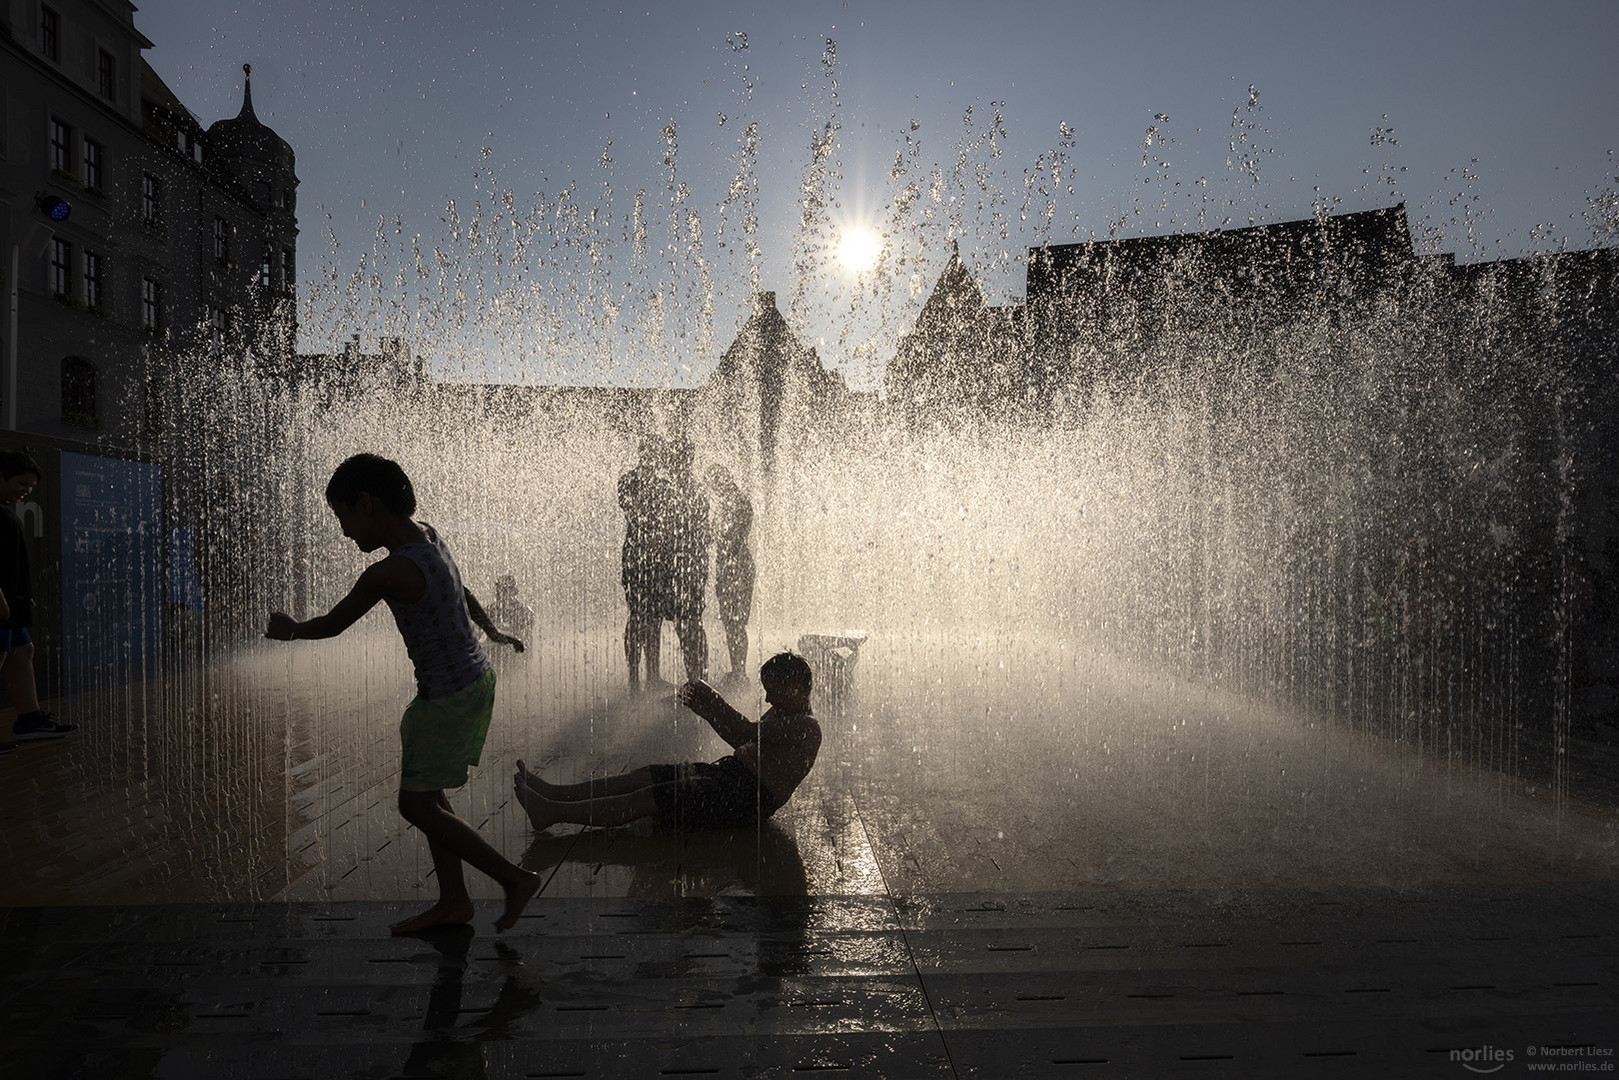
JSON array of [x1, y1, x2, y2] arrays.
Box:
[[648, 756, 777, 830]]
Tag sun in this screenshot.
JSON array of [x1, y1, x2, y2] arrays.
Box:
[[836, 227, 882, 273]]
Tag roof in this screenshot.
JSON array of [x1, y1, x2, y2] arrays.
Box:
[[140, 60, 197, 125], [206, 64, 295, 171], [1029, 204, 1417, 298]]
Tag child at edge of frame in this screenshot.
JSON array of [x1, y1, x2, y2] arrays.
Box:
[[265, 452, 538, 935], [0, 448, 78, 753]]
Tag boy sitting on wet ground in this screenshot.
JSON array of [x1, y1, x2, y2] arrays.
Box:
[[514, 652, 820, 831], [266, 453, 539, 934]]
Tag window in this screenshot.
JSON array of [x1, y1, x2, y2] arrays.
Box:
[[61, 357, 96, 424], [50, 238, 72, 298], [98, 50, 116, 101], [192, 141, 203, 164], [141, 173, 161, 224], [260, 250, 272, 289], [141, 278, 163, 332], [83, 251, 102, 309], [40, 6, 60, 62], [208, 305, 229, 344], [82, 139, 103, 190], [281, 247, 294, 292], [50, 118, 71, 173], [213, 217, 229, 264], [252, 180, 270, 203]]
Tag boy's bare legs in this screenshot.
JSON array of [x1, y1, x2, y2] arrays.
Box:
[[674, 616, 707, 682], [624, 616, 643, 693], [643, 620, 669, 692], [512, 772, 659, 831], [394, 789, 540, 935], [720, 617, 748, 682], [627, 614, 668, 693], [1, 643, 42, 714], [515, 760, 653, 801]]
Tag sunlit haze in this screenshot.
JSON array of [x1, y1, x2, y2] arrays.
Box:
[[132, 0, 1619, 387]]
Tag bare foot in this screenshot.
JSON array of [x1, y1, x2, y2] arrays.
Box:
[[494, 870, 541, 933], [391, 898, 475, 935], [513, 759, 560, 799], [513, 772, 564, 831]]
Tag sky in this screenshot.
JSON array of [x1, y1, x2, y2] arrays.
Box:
[[134, 0, 1619, 388]]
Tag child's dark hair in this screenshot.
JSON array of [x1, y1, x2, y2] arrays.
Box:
[[759, 651, 813, 692], [326, 453, 417, 515], [0, 449, 43, 480]]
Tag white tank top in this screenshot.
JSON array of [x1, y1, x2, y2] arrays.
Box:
[[384, 523, 490, 699]]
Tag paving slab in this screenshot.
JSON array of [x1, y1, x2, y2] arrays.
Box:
[[2, 631, 1617, 1075], [2, 886, 1615, 1078]]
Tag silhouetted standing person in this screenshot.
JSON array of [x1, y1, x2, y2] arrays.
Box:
[[619, 436, 673, 694], [707, 464, 755, 690], [0, 450, 77, 750], [664, 437, 710, 682]]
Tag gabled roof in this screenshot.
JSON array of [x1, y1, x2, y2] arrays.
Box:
[[709, 290, 838, 393], [916, 241, 990, 327]]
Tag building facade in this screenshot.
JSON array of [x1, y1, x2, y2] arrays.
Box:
[[1, 0, 297, 446]]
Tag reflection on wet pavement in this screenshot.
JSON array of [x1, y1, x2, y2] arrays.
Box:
[[3, 887, 1615, 1077], [5, 628, 1613, 906], [1, 628, 1616, 1075]]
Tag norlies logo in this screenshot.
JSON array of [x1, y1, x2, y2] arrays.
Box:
[[1452, 1046, 1515, 1073]]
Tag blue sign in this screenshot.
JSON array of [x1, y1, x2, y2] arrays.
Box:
[[58, 452, 164, 669], [168, 526, 202, 609]]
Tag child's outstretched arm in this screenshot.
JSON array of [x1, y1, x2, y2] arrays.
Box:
[[465, 588, 525, 652], [677, 680, 755, 748], [265, 557, 413, 640]]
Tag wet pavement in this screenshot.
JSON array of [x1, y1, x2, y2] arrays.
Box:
[[2, 628, 1617, 1076]]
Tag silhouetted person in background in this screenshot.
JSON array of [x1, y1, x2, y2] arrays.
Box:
[[512, 652, 819, 832], [664, 437, 710, 682], [0, 450, 77, 751], [707, 464, 755, 690], [490, 574, 534, 640], [266, 453, 535, 935], [487, 574, 534, 667], [619, 435, 673, 694]]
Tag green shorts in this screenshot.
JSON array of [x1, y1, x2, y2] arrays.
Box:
[[400, 668, 497, 792]]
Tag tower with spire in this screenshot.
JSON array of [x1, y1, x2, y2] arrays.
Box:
[[205, 64, 299, 358]]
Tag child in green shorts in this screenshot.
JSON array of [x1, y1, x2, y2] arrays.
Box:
[[266, 453, 538, 934]]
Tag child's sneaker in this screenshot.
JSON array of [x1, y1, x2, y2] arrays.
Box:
[[13, 713, 76, 740]]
